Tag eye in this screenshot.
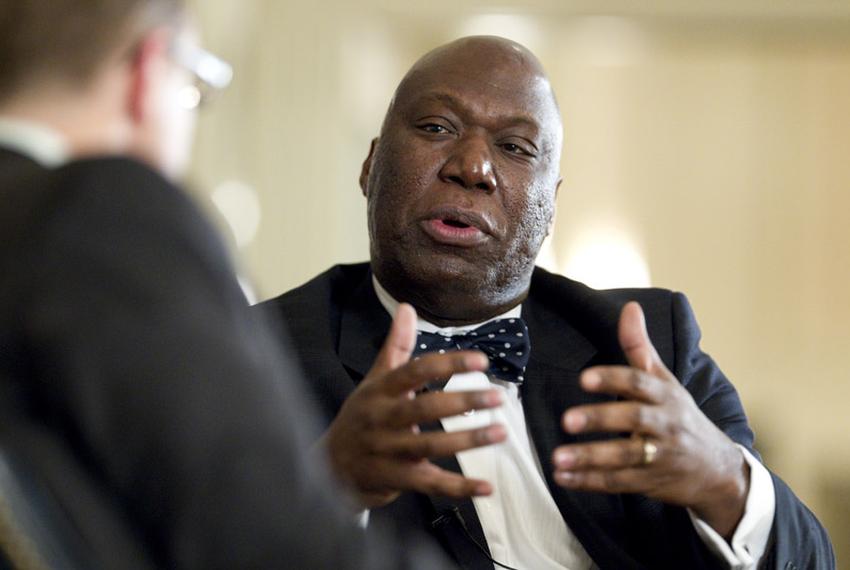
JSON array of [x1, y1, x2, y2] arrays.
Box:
[[500, 141, 535, 157], [418, 123, 452, 134]]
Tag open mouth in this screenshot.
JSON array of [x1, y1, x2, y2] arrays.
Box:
[[420, 208, 493, 247], [442, 218, 471, 229]]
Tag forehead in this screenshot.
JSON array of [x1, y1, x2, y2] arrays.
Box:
[[393, 50, 561, 143]]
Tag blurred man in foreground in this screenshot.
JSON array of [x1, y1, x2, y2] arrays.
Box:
[[259, 36, 833, 569], [0, 1, 494, 567]]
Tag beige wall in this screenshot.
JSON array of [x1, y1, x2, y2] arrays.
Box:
[[190, 0, 850, 561]]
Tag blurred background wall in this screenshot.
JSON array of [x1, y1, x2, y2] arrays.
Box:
[[188, 0, 850, 561]]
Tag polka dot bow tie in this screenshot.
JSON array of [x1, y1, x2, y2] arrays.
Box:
[[413, 318, 530, 384]]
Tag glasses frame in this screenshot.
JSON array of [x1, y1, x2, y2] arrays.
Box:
[[170, 41, 233, 110]]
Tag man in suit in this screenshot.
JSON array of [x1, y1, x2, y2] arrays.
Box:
[[258, 36, 833, 568], [1, 1, 485, 567]]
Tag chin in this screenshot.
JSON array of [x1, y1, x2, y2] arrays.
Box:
[[375, 250, 533, 324], [418, 256, 513, 307], [375, 235, 531, 293], [418, 251, 488, 283], [375, 251, 470, 294]]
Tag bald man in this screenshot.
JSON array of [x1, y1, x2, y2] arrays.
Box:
[[258, 37, 832, 569]]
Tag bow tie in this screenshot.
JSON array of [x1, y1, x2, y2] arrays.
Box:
[[413, 318, 530, 384]]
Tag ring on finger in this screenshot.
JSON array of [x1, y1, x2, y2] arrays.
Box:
[[631, 433, 658, 466], [640, 437, 658, 466]]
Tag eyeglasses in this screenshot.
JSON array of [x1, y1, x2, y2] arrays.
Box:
[[171, 40, 233, 110]]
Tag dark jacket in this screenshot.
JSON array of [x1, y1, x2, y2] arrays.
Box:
[[0, 152, 447, 569], [258, 262, 834, 570]]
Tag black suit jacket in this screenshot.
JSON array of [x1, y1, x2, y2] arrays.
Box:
[[1, 154, 446, 569], [258, 262, 834, 570]]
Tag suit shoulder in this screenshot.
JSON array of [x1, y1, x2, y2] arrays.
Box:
[[253, 264, 370, 387], [256, 263, 370, 320], [25, 157, 238, 298], [530, 266, 676, 316], [529, 266, 683, 353], [55, 157, 193, 216]]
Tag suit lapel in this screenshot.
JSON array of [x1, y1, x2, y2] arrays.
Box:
[[337, 273, 389, 381], [335, 272, 492, 569], [521, 285, 644, 569]]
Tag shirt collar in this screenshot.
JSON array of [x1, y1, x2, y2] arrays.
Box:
[[372, 275, 522, 335], [0, 117, 69, 167]]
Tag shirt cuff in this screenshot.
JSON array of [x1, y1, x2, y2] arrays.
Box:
[[687, 445, 775, 569]]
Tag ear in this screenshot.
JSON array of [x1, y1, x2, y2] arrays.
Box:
[[126, 28, 172, 126], [359, 137, 379, 197], [546, 177, 562, 236]]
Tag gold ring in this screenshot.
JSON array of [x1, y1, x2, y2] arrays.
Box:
[[641, 438, 658, 466]]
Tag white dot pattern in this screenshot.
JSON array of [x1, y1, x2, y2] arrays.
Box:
[[411, 318, 530, 383]]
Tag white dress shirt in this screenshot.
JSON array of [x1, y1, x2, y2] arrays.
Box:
[[373, 277, 775, 569], [0, 117, 69, 167]]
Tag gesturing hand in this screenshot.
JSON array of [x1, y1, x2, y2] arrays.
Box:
[[322, 303, 507, 509], [552, 302, 749, 538]]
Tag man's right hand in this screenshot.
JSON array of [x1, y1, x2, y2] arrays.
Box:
[[321, 303, 506, 509]]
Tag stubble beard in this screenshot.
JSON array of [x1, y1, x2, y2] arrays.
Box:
[[369, 227, 539, 326]]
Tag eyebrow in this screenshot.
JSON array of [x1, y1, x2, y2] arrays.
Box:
[[415, 92, 542, 133]]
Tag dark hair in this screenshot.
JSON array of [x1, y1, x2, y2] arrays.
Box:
[[0, 0, 185, 102]]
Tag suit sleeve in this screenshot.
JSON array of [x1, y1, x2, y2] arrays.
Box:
[[19, 159, 447, 570], [669, 292, 834, 569]]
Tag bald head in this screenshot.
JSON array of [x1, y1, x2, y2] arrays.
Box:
[[361, 36, 564, 325], [386, 36, 563, 159]]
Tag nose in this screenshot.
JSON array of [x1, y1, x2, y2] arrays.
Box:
[[438, 135, 498, 193]]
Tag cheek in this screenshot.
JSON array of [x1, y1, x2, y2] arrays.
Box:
[[367, 143, 436, 236], [160, 108, 196, 177], [148, 77, 197, 179], [509, 184, 556, 253]]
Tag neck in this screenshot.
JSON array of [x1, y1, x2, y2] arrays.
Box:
[[414, 301, 525, 328], [375, 268, 531, 328], [0, 84, 130, 160]]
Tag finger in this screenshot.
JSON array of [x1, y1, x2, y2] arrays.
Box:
[[618, 302, 673, 380], [563, 401, 660, 436], [369, 303, 418, 377], [579, 366, 666, 404], [554, 467, 647, 494], [380, 350, 489, 396], [364, 458, 493, 498], [385, 389, 503, 427], [405, 462, 494, 498], [371, 424, 507, 458], [552, 438, 647, 471]]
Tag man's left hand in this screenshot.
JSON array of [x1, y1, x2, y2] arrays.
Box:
[[552, 301, 750, 539]]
